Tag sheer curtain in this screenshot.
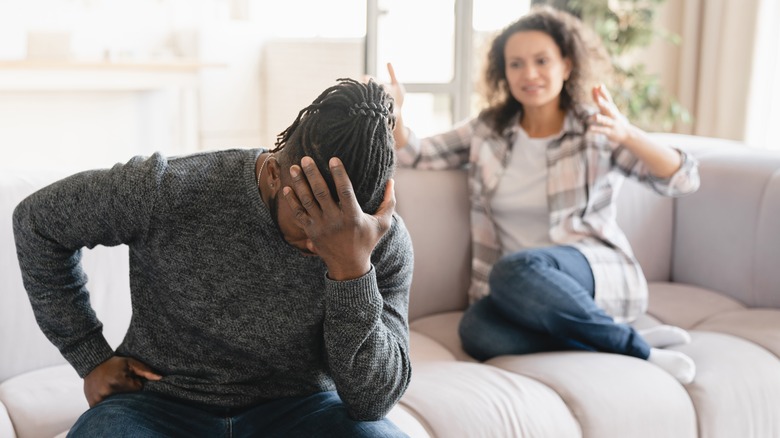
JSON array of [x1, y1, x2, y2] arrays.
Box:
[[745, 0, 780, 149], [673, 0, 761, 141]]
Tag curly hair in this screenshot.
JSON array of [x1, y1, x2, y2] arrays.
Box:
[[479, 5, 611, 133], [271, 78, 396, 215]]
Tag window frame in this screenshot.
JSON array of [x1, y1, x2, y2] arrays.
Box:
[[365, 0, 475, 124]]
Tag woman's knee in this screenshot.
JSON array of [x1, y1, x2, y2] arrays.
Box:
[[488, 251, 549, 299]]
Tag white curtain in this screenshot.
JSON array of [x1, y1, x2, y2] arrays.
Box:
[[673, 0, 762, 141], [745, 0, 780, 149]]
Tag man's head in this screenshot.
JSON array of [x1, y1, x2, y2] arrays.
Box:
[[271, 78, 396, 215]]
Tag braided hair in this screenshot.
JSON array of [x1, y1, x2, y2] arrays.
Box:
[[271, 78, 396, 214]]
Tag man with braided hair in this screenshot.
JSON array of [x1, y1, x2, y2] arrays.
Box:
[[13, 78, 413, 437]]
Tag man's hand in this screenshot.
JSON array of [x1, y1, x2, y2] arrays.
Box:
[[283, 156, 395, 281], [83, 356, 162, 407]]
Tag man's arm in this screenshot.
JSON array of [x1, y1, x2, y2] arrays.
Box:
[[12, 155, 165, 395], [283, 157, 412, 420], [322, 217, 412, 420]]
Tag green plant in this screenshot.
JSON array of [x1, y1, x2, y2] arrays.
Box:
[[568, 0, 691, 131]]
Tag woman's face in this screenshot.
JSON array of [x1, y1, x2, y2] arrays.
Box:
[[503, 30, 572, 112]]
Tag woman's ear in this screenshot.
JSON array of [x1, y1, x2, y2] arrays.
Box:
[[563, 57, 573, 81]]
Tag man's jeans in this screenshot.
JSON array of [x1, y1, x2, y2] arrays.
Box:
[[67, 390, 407, 438], [459, 245, 650, 361]]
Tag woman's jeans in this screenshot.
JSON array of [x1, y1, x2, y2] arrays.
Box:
[[68, 390, 407, 438], [459, 245, 650, 361]]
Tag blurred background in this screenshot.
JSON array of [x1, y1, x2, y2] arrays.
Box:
[[0, 0, 777, 171]]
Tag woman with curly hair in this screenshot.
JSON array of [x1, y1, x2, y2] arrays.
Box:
[[388, 5, 700, 383]]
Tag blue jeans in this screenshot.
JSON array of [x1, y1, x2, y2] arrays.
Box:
[[68, 391, 408, 438], [459, 246, 650, 361]]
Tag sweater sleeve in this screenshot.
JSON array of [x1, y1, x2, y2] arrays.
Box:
[[396, 118, 476, 170], [612, 145, 701, 197], [322, 214, 413, 420], [12, 154, 165, 377]]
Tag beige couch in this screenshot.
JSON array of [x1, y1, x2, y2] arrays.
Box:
[[2, 133, 779, 437]]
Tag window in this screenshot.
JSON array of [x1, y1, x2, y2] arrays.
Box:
[[366, 0, 530, 136], [746, 0, 780, 150]]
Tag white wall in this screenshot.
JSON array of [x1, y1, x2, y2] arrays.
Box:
[[261, 39, 364, 147], [0, 0, 367, 171]]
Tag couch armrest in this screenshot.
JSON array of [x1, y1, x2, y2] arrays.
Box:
[[0, 398, 16, 438], [0, 364, 87, 438], [673, 143, 780, 308]]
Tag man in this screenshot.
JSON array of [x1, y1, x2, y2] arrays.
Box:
[[13, 79, 413, 437]]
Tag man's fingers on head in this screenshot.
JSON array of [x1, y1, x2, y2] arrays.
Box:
[[371, 179, 396, 234], [283, 187, 311, 225], [329, 157, 359, 206], [289, 165, 321, 213], [300, 157, 333, 204]]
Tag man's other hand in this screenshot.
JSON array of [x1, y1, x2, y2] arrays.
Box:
[[83, 356, 163, 407]]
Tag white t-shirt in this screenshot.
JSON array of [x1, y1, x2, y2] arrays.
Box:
[[490, 128, 558, 255]]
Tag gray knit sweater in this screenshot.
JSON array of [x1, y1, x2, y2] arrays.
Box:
[[12, 148, 413, 420]]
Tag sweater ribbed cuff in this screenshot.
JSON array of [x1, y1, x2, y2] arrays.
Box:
[[325, 265, 381, 308], [62, 334, 115, 378]]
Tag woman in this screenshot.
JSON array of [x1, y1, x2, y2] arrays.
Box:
[[388, 5, 700, 383]]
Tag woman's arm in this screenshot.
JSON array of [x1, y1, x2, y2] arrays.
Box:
[[587, 84, 700, 196], [588, 84, 681, 178], [386, 63, 473, 170]]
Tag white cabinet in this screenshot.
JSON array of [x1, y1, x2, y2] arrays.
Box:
[[0, 60, 214, 171]]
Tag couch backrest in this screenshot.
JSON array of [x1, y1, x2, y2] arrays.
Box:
[[393, 140, 680, 321], [394, 133, 780, 322]]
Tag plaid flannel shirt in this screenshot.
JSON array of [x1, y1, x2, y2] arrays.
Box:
[[397, 109, 699, 322]]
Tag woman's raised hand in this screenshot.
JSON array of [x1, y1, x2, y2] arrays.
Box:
[[588, 83, 634, 146], [385, 62, 405, 112], [384, 62, 409, 149]]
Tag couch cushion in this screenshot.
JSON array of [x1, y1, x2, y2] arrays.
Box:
[[693, 309, 780, 356], [488, 352, 697, 438], [0, 364, 86, 438], [646, 282, 744, 329], [672, 331, 780, 438], [410, 311, 476, 363], [386, 403, 431, 438], [399, 361, 580, 438], [0, 400, 15, 438], [1, 364, 431, 438], [409, 331, 456, 363]]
